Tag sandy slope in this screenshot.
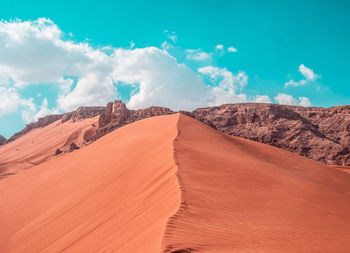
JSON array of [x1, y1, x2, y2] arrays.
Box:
[[0, 114, 181, 252], [163, 114, 350, 252], [0, 117, 98, 179], [1, 113, 350, 252]]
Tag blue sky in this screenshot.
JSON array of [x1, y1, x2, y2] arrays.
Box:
[[0, 0, 349, 138]]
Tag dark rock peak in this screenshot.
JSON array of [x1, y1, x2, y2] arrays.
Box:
[[0, 135, 6, 146]]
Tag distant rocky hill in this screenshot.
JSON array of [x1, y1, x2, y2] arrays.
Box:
[[182, 103, 350, 166], [5, 106, 105, 143], [94, 100, 174, 139], [3, 100, 349, 166], [0, 135, 6, 146]]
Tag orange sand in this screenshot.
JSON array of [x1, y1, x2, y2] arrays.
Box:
[[0, 115, 181, 252], [1, 113, 350, 252], [163, 114, 350, 252], [0, 117, 98, 179], [329, 165, 350, 174]]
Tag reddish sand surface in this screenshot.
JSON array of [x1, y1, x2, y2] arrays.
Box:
[[330, 165, 350, 174], [163, 114, 350, 252], [0, 117, 98, 179], [1, 113, 350, 252], [0, 114, 181, 252]]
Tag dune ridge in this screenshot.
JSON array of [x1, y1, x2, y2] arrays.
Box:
[[161, 114, 350, 252]]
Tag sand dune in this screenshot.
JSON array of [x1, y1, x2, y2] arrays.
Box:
[[1, 114, 350, 252], [0, 117, 98, 179], [164, 114, 350, 252]]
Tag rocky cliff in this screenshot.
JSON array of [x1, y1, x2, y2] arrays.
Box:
[[95, 100, 173, 139], [182, 103, 350, 166]]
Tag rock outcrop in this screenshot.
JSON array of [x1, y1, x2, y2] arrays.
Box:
[[6, 114, 63, 143], [6, 106, 105, 144], [182, 103, 350, 166], [0, 136, 6, 146], [94, 100, 174, 139], [61, 106, 105, 123]]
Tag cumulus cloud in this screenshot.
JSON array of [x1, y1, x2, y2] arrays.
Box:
[[22, 98, 59, 123], [227, 46, 237, 53], [216, 44, 224, 50], [285, 64, 319, 87], [185, 49, 211, 61], [198, 66, 248, 105], [299, 64, 318, 81], [298, 96, 311, 107], [274, 93, 311, 107], [111, 47, 212, 110], [0, 18, 117, 116], [254, 95, 271, 103], [1, 18, 312, 128], [0, 86, 35, 118]]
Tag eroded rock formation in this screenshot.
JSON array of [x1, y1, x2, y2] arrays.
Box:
[[95, 100, 174, 139], [182, 103, 350, 166]]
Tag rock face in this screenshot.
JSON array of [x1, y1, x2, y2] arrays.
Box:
[[6, 114, 63, 143], [61, 106, 105, 123], [182, 103, 350, 166], [95, 100, 174, 139], [6, 106, 105, 144], [0, 136, 6, 146]]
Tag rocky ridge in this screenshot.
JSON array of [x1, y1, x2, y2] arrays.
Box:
[[0, 136, 6, 146], [6, 106, 105, 144], [95, 100, 174, 139], [3, 100, 349, 166], [181, 103, 350, 166]]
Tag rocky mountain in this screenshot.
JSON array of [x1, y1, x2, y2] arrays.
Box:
[[6, 106, 105, 143], [182, 103, 350, 166], [94, 100, 174, 139], [0, 135, 6, 146], [95, 101, 350, 166]]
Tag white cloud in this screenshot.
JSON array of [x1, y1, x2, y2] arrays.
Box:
[[299, 64, 318, 81], [284, 64, 319, 87], [198, 66, 248, 105], [284, 79, 306, 87], [298, 96, 311, 107], [216, 44, 224, 50], [22, 98, 59, 123], [254, 95, 271, 103], [274, 93, 311, 107], [0, 86, 35, 117], [2, 18, 303, 127], [227, 46, 237, 53], [0, 18, 117, 114], [161, 41, 173, 50], [111, 47, 213, 110], [185, 49, 211, 61]]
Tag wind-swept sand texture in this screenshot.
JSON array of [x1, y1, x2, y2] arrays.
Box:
[[163, 114, 350, 252], [0, 114, 181, 252], [0, 117, 98, 179], [1, 114, 350, 252]]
